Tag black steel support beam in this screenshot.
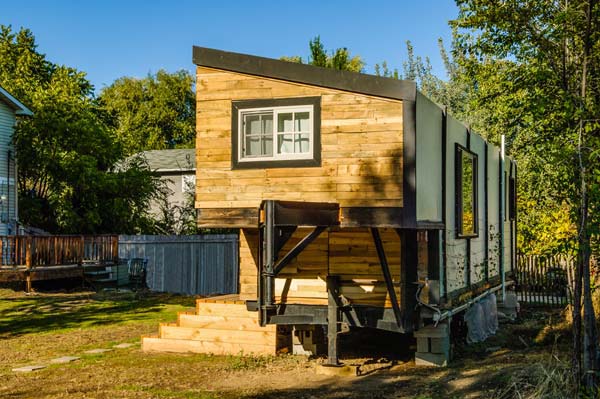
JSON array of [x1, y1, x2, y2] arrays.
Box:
[[273, 226, 327, 275], [260, 200, 277, 326], [371, 228, 403, 328]]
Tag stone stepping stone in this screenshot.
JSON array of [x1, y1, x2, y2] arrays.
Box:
[[84, 348, 113, 354], [50, 356, 80, 364], [12, 365, 46, 372], [113, 343, 134, 349]]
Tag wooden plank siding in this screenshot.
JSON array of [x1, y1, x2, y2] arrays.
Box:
[[239, 227, 402, 308], [195, 66, 404, 216]]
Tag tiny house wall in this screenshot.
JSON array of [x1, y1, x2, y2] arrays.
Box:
[[195, 66, 404, 222]]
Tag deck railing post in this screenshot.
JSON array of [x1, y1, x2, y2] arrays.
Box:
[[25, 237, 32, 292]]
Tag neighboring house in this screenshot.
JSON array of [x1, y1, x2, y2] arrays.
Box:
[[0, 86, 32, 236], [137, 149, 196, 215]]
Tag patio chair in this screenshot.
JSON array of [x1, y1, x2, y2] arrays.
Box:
[[127, 258, 148, 290]]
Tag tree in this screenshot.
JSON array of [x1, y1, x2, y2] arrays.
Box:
[[0, 25, 161, 234], [281, 36, 365, 72], [99, 70, 196, 155], [452, 0, 600, 392]]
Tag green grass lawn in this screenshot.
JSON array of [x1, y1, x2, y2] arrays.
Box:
[[0, 288, 573, 399]]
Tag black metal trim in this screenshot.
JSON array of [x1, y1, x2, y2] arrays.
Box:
[[231, 97, 321, 170], [441, 108, 448, 299], [370, 228, 403, 328], [455, 143, 479, 239], [484, 142, 489, 281], [193, 46, 417, 102], [273, 226, 326, 275], [402, 100, 417, 228]]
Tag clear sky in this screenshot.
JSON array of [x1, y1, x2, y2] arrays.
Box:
[[2, 0, 458, 94]]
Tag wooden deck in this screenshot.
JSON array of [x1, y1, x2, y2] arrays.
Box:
[[0, 235, 118, 290]]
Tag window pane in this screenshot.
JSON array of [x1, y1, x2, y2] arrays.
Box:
[[245, 114, 262, 135], [295, 133, 310, 153], [295, 112, 310, 132], [278, 134, 294, 154], [278, 113, 294, 132], [245, 136, 261, 157], [262, 136, 273, 156], [461, 150, 475, 235], [262, 114, 273, 134]]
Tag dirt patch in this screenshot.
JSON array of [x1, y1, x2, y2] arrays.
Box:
[[0, 289, 570, 399]]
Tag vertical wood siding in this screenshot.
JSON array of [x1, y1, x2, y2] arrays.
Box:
[[0, 102, 16, 236]]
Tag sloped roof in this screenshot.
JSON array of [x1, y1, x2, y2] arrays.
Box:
[[0, 85, 33, 116], [139, 149, 195, 172], [193, 46, 417, 102]]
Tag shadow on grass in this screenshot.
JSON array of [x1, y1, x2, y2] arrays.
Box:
[[0, 291, 195, 337]]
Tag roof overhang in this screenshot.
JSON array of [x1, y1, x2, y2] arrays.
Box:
[[193, 46, 416, 102], [0, 86, 33, 116]]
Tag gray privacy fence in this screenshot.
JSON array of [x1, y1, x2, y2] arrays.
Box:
[[118, 234, 239, 296]]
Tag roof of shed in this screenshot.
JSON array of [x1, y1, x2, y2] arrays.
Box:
[[139, 149, 196, 172], [0, 86, 33, 116], [192, 46, 417, 102]]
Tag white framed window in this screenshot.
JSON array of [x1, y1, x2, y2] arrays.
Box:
[[182, 174, 195, 193], [239, 105, 314, 162], [231, 97, 321, 169]]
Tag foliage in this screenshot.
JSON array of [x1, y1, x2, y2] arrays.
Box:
[[281, 36, 365, 72], [99, 69, 196, 155], [0, 25, 161, 234]]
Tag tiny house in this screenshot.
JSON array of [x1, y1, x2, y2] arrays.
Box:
[[143, 47, 517, 365]]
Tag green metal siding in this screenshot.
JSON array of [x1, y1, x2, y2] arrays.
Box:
[[415, 92, 443, 223]]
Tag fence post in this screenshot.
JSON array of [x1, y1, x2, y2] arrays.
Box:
[[25, 237, 32, 293]]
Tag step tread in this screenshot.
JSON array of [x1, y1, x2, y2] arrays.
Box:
[[142, 337, 276, 355]]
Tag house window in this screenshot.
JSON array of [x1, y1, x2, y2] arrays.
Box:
[[182, 174, 195, 193], [456, 144, 478, 238], [509, 176, 516, 220], [232, 97, 321, 169]]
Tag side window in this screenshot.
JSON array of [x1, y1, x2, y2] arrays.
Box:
[[232, 97, 321, 169], [456, 144, 478, 238], [509, 176, 516, 220]]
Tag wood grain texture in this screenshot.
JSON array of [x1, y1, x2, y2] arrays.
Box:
[[239, 227, 402, 308], [195, 66, 404, 213]]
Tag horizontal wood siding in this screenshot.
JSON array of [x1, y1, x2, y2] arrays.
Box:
[[0, 102, 16, 236], [239, 227, 401, 308], [196, 66, 403, 211]]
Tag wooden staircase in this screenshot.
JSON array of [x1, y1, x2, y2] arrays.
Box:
[[142, 295, 290, 355]]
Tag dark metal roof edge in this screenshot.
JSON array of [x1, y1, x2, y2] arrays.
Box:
[[193, 46, 416, 102]]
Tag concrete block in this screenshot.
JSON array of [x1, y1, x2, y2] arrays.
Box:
[[415, 352, 448, 367], [84, 348, 113, 354], [416, 337, 429, 353], [414, 322, 449, 338], [430, 337, 450, 355], [114, 343, 135, 349]]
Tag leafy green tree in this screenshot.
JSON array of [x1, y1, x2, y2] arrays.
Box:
[[281, 36, 365, 72], [0, 25, 161, 234], [99, 70, 196, 155], [452, 0, 600, 391]]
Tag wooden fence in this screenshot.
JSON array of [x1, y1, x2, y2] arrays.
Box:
[[515, 254, 574, 307], [0, 235, 119, 268]]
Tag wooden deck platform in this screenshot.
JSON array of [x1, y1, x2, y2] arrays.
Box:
[[142, 294, 291, 355], [0, 235, 118, 290]]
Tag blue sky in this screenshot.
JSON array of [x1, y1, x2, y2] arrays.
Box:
[[3, 0, 458, 94]]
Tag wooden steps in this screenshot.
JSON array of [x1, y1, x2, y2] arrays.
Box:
[[142, 295, 289, 356]]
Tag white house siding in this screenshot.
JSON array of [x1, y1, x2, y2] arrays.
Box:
[[0, 101, 17, 235]]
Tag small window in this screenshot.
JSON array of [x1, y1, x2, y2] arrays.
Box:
[[455, 144, 478, 238], [182, 174, 195, 192], [232, 97, 321, 169]]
